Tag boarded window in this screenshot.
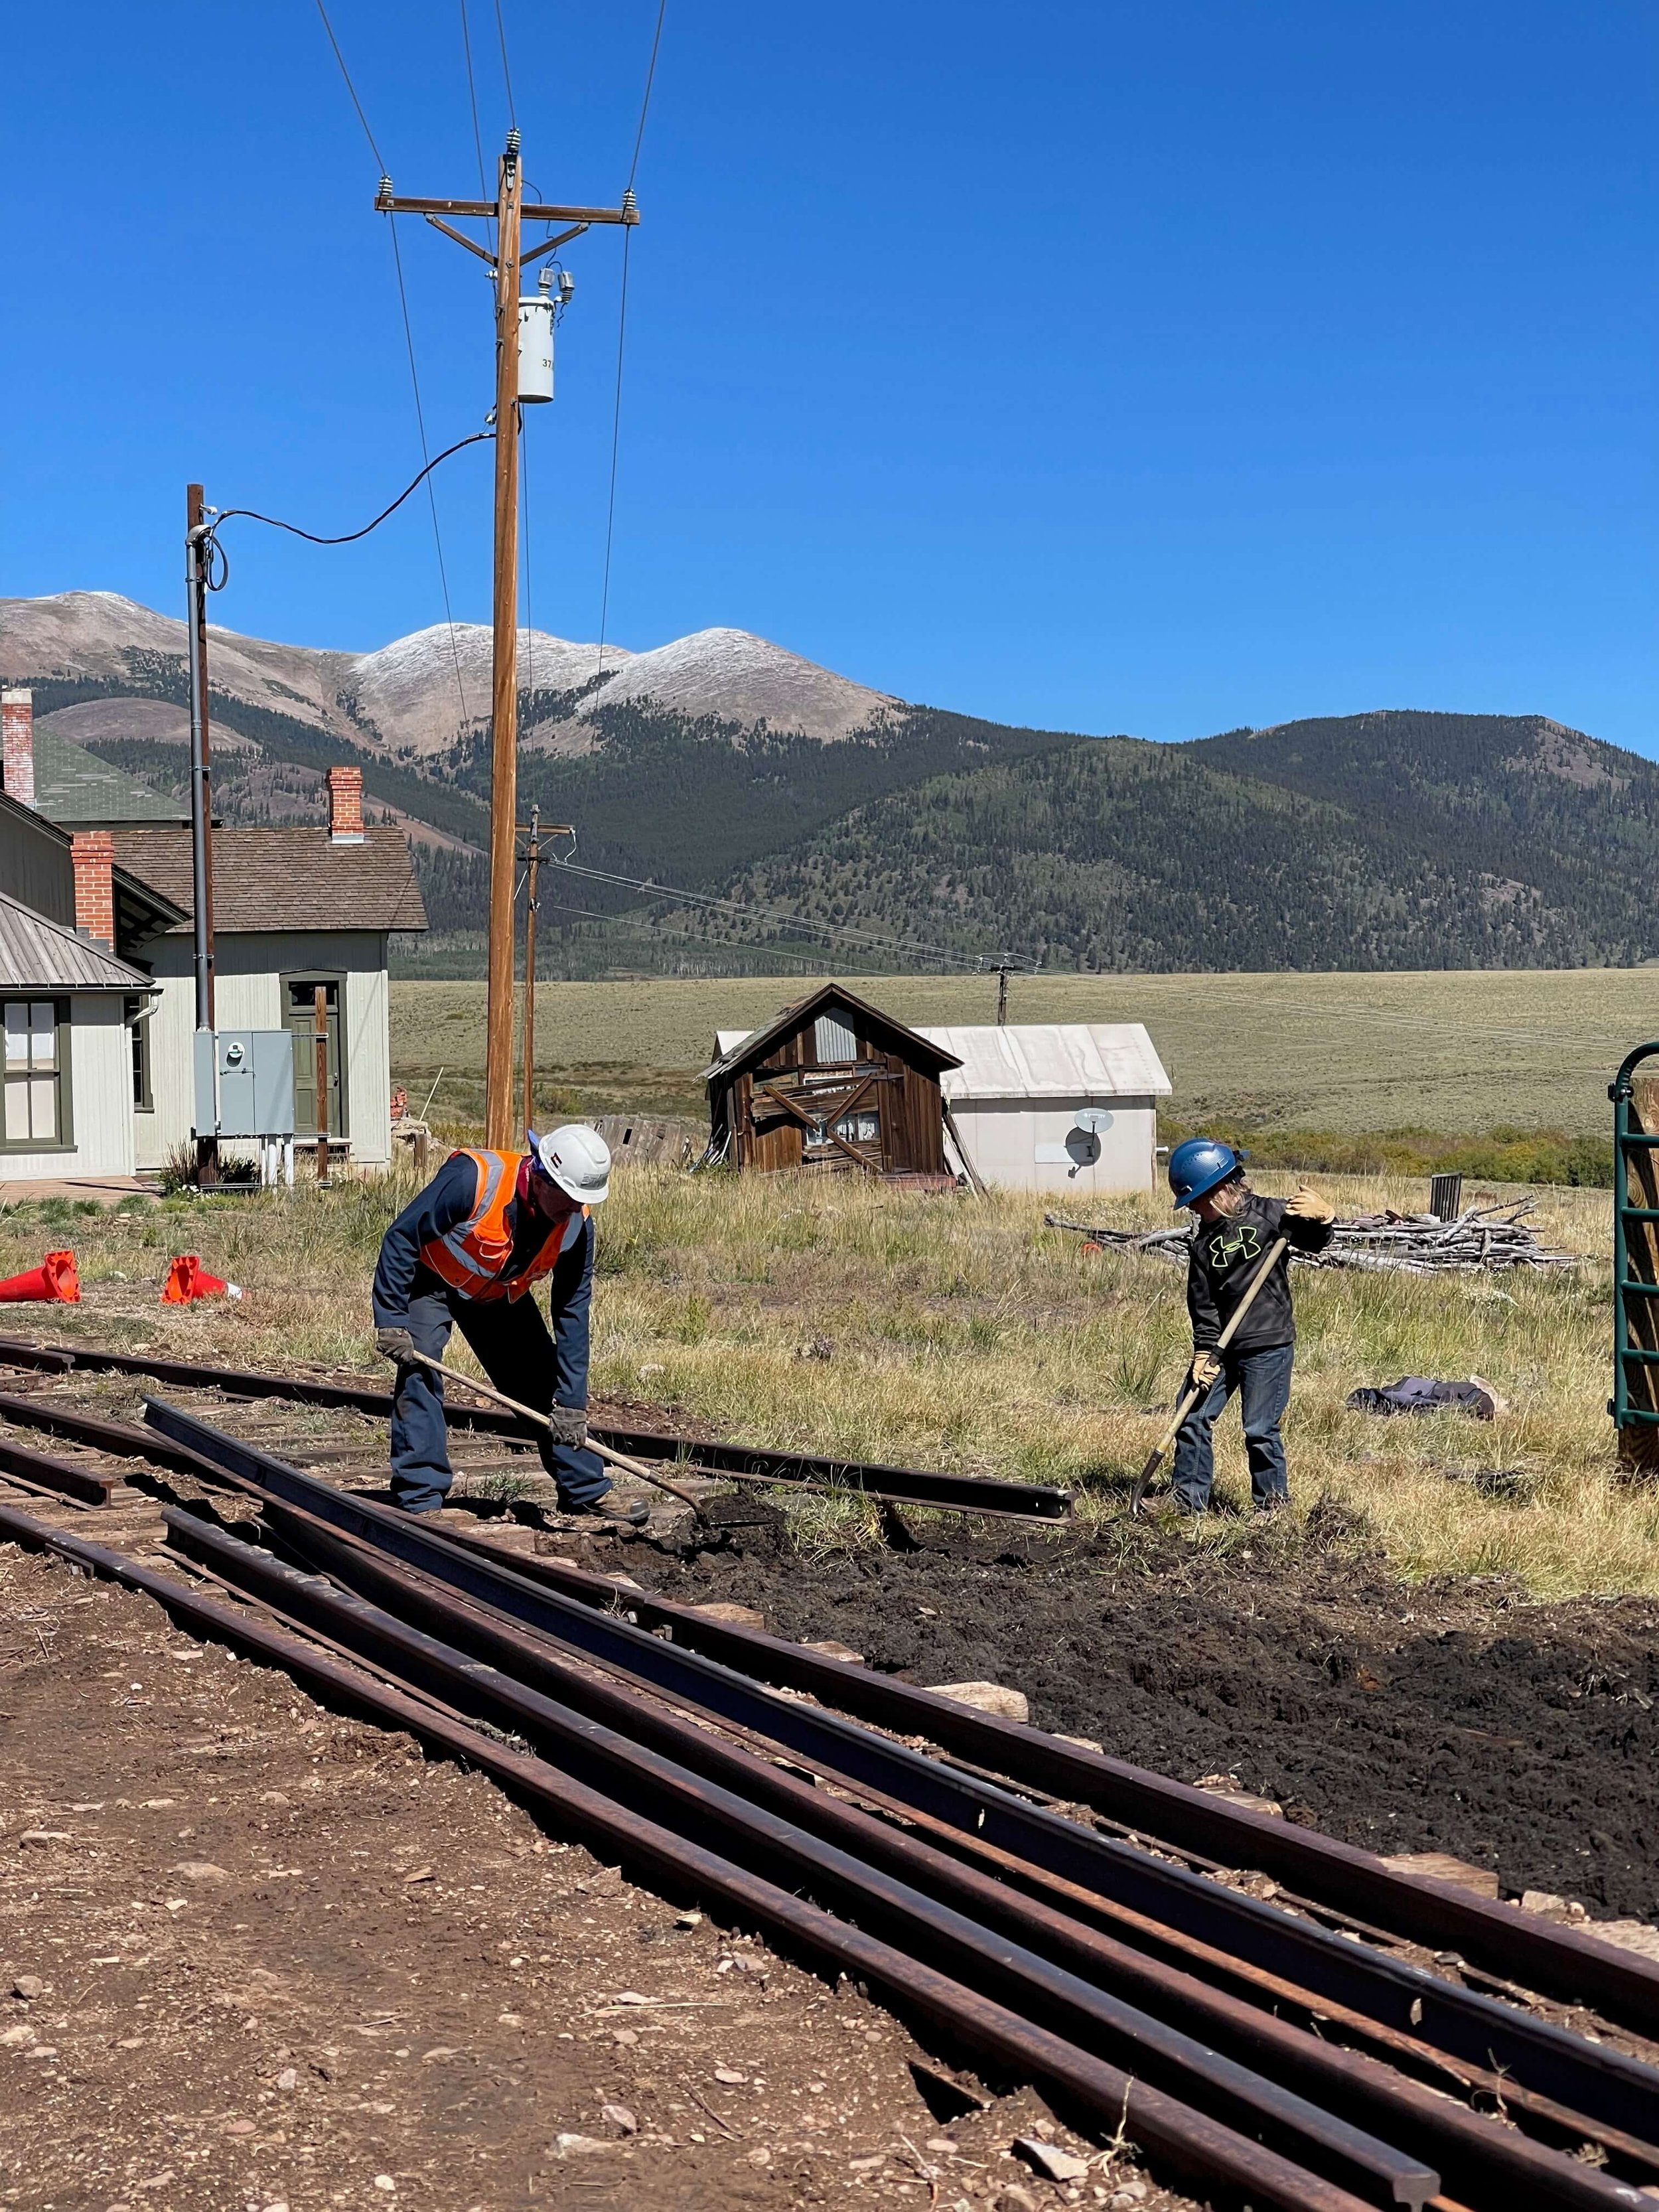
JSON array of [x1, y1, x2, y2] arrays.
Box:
[[813, 1012, 858, 1063], [806, 1109, 881, 1149], [2, 1000, 64, 1148]]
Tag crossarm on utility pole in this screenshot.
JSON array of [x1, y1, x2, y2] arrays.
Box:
[[378, 191, 638, 226]]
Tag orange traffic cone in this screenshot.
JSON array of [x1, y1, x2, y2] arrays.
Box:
[[0, 1250, 80, 1304], [161, 1254, 241, 1305]]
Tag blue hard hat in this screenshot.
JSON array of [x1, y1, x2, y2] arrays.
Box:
[[1168, 1136, 1246, 1211]]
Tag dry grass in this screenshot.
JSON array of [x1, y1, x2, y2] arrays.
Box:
[[4, 1162, 1655, 1599], [392, 970, 1659, 1136]]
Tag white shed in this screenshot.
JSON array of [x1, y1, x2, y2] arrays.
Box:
[[913, 1023, 1171, 1195]]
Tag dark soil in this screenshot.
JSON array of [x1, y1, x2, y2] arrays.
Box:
[[633, 1505, 1659, 1922]]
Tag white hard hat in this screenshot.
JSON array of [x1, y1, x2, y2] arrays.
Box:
[[530, 1123, 611, 1205]]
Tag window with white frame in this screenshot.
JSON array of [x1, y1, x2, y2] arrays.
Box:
[[3, 1001, 67, 1148]]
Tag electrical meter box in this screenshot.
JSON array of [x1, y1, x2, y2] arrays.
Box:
[[212, 1030, 296, 1139]]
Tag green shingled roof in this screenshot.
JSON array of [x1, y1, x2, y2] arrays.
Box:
[[32, 724, 182, 826]]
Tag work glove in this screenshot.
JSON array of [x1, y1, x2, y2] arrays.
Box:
[[544, 1406, 589, 1447], [1190, 1351, 1222, 1390], [375, 1326, 417, 1366], [1285, 1183, 1336, 1225]]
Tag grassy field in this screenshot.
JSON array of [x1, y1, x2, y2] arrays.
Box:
[[391, 969, 1659, 1139], [4, 1161, 1653, 1601]]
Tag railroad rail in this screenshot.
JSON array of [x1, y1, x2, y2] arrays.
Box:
[[2, 1366, 1658, 2208], [0, 1334, 1072, 1522]]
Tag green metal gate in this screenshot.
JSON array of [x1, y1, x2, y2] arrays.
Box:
[[1610, 1042, 1659, 1439]]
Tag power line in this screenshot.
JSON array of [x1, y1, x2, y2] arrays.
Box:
[[596, 0, 668, 679], [628, 0, 669, 191], [457, 0, 491, 206], [492, 0, 517, 129], [212, 431, 492, 547], [520, 404, 534, 701], [540, 898, 843, 972], [595, 226, 632, 680], [388, 223, 478, 735], [313, 0, 385, 169], [310, 1, 476, 739], [545, 853, 1037, 974]]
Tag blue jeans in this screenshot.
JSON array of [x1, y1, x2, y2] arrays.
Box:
[[1171, 1343, 1295, 1513], [390, 1276, 610, 1514]]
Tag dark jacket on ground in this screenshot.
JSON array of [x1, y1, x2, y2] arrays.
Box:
[[1185, 1193, 1333, 1355]]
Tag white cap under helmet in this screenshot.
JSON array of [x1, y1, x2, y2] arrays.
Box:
[[529, 1124, 611, 1205]]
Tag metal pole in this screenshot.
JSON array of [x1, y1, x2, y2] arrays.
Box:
[[313, 985, 332, 1187], [996, 964, 1008, 1026], [186, 484, 218, 1185], [485, 133, 524, 1149], [522, 804, 540, 1134]]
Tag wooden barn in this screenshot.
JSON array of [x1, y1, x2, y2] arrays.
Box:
[[704, 984, 962, 1177]]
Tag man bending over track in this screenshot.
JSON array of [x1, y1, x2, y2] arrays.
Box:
[[370, 1126, 646, 1524]]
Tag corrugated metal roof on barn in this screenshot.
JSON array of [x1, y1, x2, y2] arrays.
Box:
[[914, 1023, 1171, 1101], [0, 889, 155, 993]]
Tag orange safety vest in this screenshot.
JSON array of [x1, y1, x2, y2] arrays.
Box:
[[418, 1148, 587, 1303]]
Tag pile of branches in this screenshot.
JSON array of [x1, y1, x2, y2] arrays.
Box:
[[1046, 1198, 1577, 1276]]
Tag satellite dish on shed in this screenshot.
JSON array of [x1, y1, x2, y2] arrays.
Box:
[[1072, 1107, 1115, 1136]]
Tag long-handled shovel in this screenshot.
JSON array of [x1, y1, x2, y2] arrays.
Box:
[[399, 1349, 709, 1524], [1129, 1234, 1291, 1516]]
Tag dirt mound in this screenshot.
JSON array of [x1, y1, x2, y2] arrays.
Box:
[[633, 1516, 1659, 1919]]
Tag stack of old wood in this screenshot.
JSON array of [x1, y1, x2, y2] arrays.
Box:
[[1047, 1198, 1577, 1275]]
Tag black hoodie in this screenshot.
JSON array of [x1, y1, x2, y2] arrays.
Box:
[[1185, 1193, 1333, 1355]]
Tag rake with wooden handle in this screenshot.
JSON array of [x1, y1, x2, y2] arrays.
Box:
[[1129, 1234, 1291, 1516], [400, 1349, 709, 1523]]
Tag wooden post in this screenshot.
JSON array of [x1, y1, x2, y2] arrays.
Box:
[[1620, 1076, 1659, 1474], [313, 985, 332, 1187], [485, 136, 524, 1151], [522, 804, 540, 1134]]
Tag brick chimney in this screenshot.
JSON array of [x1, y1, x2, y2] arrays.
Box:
[[72, 832, 115, 948], [326, 764, 366, 843], [1, 687, 34, 807]]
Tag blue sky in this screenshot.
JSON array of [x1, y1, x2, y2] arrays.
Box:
[[1, 2, 1653, 748]]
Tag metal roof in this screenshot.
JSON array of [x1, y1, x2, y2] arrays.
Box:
[[0, 889, 155, 994], [913, 1023, 1171, 1102]]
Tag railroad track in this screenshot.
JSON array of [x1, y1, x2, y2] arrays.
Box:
[[0, 1333, 1074, 1522], [1, 1354, 1658, 2209]]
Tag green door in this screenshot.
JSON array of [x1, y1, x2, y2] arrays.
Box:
[[283, 978, 342, 1139]]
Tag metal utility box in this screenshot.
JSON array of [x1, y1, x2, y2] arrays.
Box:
[[214, 1030, 296, 1140]]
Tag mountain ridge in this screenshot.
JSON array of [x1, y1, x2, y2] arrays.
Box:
[[4, 591, 1649, 976]]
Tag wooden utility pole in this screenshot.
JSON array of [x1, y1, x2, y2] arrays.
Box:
[[521, 805, 540, 1134], [378, 142, 638, 1149], [519, 806, 574, 1132], [185, 483, 219, 1185], [485, 141, 524, 1149]]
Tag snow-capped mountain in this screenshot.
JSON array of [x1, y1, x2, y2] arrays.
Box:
[[0, 592, 899, 758]]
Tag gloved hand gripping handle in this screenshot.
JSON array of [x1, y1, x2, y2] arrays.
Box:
[[1130, 1234, 1291, 1516]]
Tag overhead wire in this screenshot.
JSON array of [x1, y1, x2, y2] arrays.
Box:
[[596, 0, 668, 678], [312, 0, 476, 738], [544, 853, 1035, 974], [457, 0, 492, 210], [540, 898, 839, 973], [492, 0, 518, 130], [210, 433, 494, 548]]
